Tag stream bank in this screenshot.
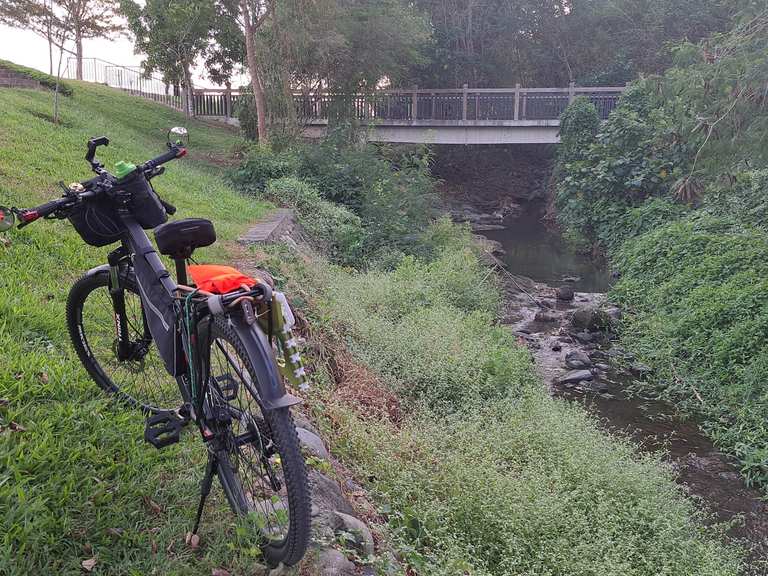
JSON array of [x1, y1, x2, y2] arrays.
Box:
[[434, 144, 768, 567]]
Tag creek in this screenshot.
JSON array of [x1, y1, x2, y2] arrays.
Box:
[[479, 198, 768, 569]]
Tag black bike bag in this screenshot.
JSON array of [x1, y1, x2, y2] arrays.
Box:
[[126, 217, 183, 377], [117, 168, 168, 230]]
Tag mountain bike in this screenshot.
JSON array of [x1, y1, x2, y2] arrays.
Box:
[[0, 131, 311, 568]]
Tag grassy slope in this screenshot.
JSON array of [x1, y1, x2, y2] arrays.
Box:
[[0, 82, 272, 575]]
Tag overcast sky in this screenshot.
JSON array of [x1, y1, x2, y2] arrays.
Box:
[[0, 24, 235, 88]]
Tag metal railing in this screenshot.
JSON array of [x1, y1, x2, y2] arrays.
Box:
[[289, 85, 624, 123], [66, 62, 623, 123], [65, 58, 184, 110]]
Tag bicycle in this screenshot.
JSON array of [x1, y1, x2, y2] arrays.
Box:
[[0, 131, 311, 568]]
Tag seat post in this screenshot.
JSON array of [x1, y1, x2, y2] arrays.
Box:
[[175, 258, 188, 286]]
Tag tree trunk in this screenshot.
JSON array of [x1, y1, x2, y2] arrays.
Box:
[[240, 0, 269, 143], [183, 64, 194, 118], [75, 26, 83, 80]]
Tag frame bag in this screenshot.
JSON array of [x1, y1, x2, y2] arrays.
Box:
[[132, 244, 183, 377]]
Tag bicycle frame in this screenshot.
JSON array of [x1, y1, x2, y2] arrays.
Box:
[[82, 212, 301, 416]]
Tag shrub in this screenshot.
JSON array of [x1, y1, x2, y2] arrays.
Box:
[[296, 127, 438, 254], [264, 177, 364, 264], [231, 145, 298, 192], [612, 213, 768, 488]]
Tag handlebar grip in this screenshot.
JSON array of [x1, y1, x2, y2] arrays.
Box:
[[159, 198, 177, 216], [17, 198, 66, 228], [143, 146, 187, 171]]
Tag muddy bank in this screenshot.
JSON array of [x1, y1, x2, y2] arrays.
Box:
[[500, 273, 768, 568]]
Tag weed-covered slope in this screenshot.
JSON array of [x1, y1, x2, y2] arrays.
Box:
[[0, 81, 270, 575], [261, 235, 743, 576]]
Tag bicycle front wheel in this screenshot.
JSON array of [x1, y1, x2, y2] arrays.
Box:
[[207, 316, 311, 568], [66, 271, 181, 412]]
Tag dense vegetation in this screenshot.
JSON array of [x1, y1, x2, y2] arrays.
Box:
[[554, 8, 768, 489], [231, 129, 437, 267], [230, 131, 746, 574], [0, 81, 279, 575]]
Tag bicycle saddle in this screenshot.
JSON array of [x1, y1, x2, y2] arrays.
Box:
[[154, 217, 216, 259]]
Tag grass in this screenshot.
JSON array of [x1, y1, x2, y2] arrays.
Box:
[[0, 59, 73, 95], [0, 81, 273, 575], [258, 239, 745, 576]]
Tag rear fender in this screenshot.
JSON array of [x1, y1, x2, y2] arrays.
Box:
[[228, 315, 302, 411]]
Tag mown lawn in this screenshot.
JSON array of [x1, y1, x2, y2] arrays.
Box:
[[0, 82, 275, 575]]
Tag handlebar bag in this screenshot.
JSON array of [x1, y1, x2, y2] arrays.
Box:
[[117, 170, 168, 230], [68, 196, 124, 247]]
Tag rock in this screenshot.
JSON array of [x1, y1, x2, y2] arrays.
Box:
[[293, 412, 322, 437], [594, 363, 610, 371], [630, 362, 652, 377], [557, 369, 594, 384], [574, 331, 594, 344], [534, 310, 560, 323], [605, 306, 622, 321], [580, 379, 609, 393], [570, 306, 612, 332], [565, 350, 592, 369], [540, 299, 556, 309], [550, 340, 562, 352], [309, 469, 355, 541], [334, 511, 375, 557], [556, 286, 575, 301], [561, 276, 580, 283], [607, 346, 633, 360], [298, 428, 330, 460], [315, 548, 356, 576]]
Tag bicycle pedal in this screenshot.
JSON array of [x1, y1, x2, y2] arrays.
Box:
[[214, 373, 239, 401], [144, 412, 184, 449]]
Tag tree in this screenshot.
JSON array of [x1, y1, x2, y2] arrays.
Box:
[[121, 0, 214, 117], [0, 0, 121, 79]]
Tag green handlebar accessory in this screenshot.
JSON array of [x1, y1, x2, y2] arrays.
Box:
[[114, 160, 137, 179]]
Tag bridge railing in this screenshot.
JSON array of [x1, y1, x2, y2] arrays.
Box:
[[288, 85, 624, 124]]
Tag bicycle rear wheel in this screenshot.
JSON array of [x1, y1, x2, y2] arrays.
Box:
[[66, 271, 181, 412], [206, 316, 310, 568]]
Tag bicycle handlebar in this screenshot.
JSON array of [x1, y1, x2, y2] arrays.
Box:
[[13, 138, 186, 229]]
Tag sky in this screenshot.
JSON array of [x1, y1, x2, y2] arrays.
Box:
[[0, 24, 233, 88]]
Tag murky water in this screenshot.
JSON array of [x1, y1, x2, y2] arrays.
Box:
[[483, 201, 611, 293]]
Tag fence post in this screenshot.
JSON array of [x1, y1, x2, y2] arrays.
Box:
[[462, 83, 468, 121], [514, 83, 521, 121], [224, 86, 232, 118], [411, 86, 418, 120], [568, 81, 576, 104]]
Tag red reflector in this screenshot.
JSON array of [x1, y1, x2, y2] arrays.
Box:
[[176, 148, 187, 158], [21, 211, 39, 223]]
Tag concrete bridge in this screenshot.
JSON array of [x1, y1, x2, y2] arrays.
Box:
[[64, 59, 623, 145], [195, 85, 624, 144]]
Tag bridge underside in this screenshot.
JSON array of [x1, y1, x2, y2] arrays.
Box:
[[302, 120, 561, 145]]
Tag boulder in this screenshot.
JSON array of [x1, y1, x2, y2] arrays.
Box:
[[579, 379, 609, 393], [565, 350, 592, 369], [574, 331, 594, 344], [298, 428, 331, 460], [570, 306, 612, 331], [550, 339, 562, 352], [315, 549, 356, 576], [557, 369, 594, 384], [556, 286, 575, 301], [334, 511, 375, 557], [534, 310, 560, 323]]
